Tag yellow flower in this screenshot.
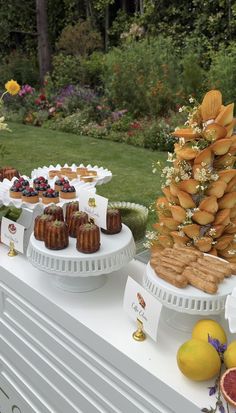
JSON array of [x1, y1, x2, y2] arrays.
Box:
[[5, 79, 20, 95]]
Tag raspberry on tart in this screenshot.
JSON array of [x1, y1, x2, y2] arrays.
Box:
[[33, 176, 48, 188], [9, 182, 24, 199], [42, 188, 59, 204], [21, 187, 39, 203], [13, 177, 29, 188], [54, 178, 69, 192], [60, 184, 76, 199], [35, 182, 51, 197]]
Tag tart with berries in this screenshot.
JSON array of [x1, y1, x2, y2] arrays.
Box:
[[9, 182, 24, 199], [54, 177, 69, 192], [21, 187, 39, 203], [13, 177, 29, 188], [42, 188, 59, 204], [34, 182, 51, 197], [33, 176, 48, 188], [60, 183, 76, 199]]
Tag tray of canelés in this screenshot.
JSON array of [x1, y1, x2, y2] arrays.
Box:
[[27, 203, 135, 283]]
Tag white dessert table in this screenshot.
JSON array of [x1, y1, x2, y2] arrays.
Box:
[[0, 245, 235, 413]]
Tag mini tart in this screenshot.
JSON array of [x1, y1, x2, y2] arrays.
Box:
[[76, 167, 88, 176], [21, 187, 39, 203], [35, 183, 50, 197], [9, 186, 23, 199], [65, 171, 77, 180], [42, 189, 59, 204], [80, 176, 94, 183], [49, 170, 62, 179], [33, 176, 48, 188], [60, 167, 72, 175], [87, 170, 97, 177], [60, 184, 76, 199], [54, 178, 69, 192]]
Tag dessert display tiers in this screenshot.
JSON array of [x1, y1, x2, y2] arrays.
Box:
[[27, 224, 135, 292], [143, 261, 236, 331]]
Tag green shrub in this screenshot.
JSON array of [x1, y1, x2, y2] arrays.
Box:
[[79, 52, 105, 88], [181, 52, 206, 100], [48, 110, 90, 134], [51, 54, 81, 89], [208, 42, 236, 104], [56, 20, 102, 57], [102, 37, 181, 116], [0, 51, 38, 87], [143, 119, 173, 151]]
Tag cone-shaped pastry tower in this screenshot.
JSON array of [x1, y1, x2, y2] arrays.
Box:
[[153, 90, 236, 261]]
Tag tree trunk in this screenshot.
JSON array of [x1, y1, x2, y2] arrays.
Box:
[[104, 5, 109, 52], [36, 0, 51, 86], [135, 0, 139, 13], [121, 0, 127, 12], [139, 0, 144, 14]]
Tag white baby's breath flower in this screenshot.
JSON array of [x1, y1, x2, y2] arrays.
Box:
[[146, 231, 158, 241], [228, 250, 236, 255], [189, 97, 194, 103], [152, 168, 157, 174], [179, 137, 185, 146], [209, 228, 216, 236]]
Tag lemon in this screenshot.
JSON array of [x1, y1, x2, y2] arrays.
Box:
[[192, 319, 227, 344], [177, 338, 221, 381], [224, 341, 236, 368]]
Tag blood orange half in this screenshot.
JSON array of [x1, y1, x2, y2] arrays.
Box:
[[220, 367, 236, 407]]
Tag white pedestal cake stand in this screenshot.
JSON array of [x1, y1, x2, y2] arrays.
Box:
[[143, 262, 236, 332], [27, 224, 135, 293]]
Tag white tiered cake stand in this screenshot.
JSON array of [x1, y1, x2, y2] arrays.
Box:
[[27, 224, 135, 292], [143, 261, 236, 332]]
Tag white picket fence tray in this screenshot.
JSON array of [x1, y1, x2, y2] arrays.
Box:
[[27, 224, 135, 292]]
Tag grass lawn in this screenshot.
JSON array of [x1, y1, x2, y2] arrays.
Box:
[[1, 122, 167, 225]]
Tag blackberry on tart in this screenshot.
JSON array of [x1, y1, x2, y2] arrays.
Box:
[[33, 176, 48, 188], [42, 188, 59, 204], [13, 177, 29, 188], [60, 183, 76, 199], [35, 182, 51, 197], [21, 187, 39, 203], [54, 177, 69, 192]]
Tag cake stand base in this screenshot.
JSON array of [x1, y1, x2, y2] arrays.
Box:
[[161, 306, 223, 333], [51, 274, 107, 293]]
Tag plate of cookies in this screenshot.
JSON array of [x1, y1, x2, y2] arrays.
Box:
[[143, 244, 236, 315]]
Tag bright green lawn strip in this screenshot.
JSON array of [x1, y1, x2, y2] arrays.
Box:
[[1, 122, 167, 225]]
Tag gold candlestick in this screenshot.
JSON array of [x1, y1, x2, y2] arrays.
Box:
[[132, 318, 146, 342], [8, 240, 18, 257]]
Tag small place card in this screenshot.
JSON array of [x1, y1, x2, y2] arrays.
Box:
[[123, 276, 162, 341], [1, 217, 25, 253], [79, 191, 108, 229]]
